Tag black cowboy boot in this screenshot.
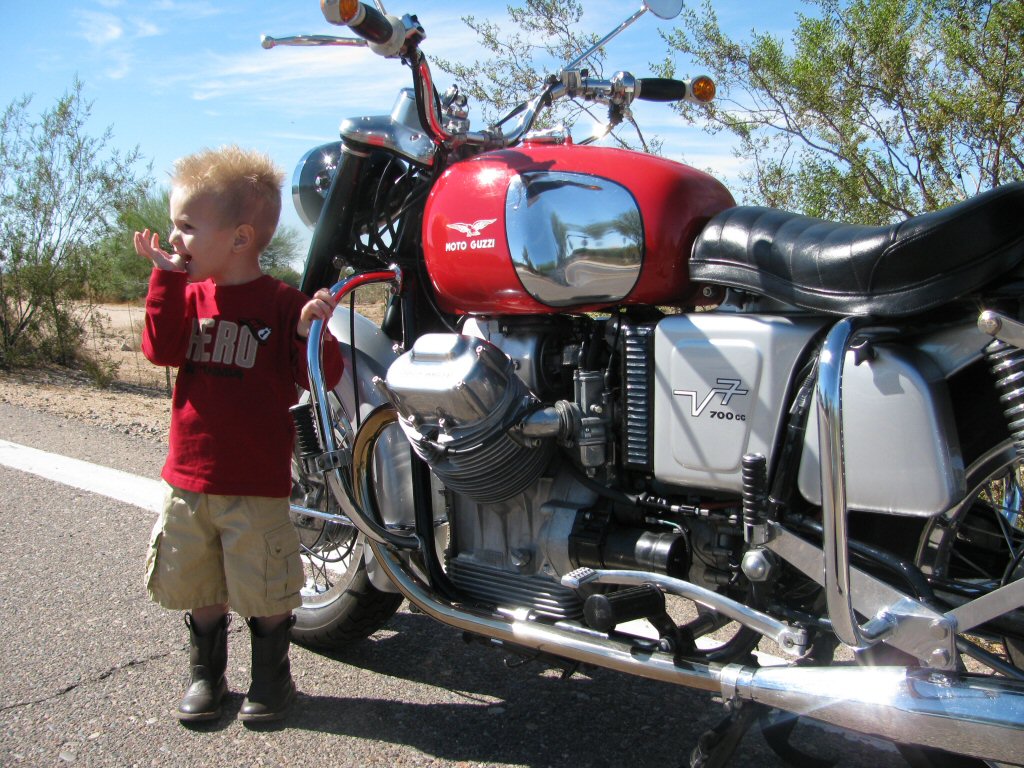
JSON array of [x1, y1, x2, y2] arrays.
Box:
[[239, 616, 297, 722], [178, 612, 229, 722]]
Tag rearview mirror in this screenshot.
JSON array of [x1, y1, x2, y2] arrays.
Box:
[[644, 0, 683, 19], [643, 0, 684, 19]]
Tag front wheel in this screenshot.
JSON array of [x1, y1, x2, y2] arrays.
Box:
[[289, 496, 402, 649], [288, 393, 402, 649]]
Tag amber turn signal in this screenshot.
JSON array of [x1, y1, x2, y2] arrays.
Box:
[[690, 76, 716, 103], [337, 0, 361, 22], [321, 0, 362, 24]]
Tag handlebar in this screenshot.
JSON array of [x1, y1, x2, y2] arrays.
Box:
[[261, 33, 367, 49], [563, 72, 716, 107], [332, 1, 395, 45], [270, 2, 716, 151]]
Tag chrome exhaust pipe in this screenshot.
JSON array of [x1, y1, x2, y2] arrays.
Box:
[[370, 538, 1024, 764], [722, 664, 1024, 765]]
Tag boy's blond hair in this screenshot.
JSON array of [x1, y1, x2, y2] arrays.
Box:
[[171, 145, 285, 253]]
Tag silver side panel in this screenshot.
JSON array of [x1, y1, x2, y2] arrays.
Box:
[[653, 314, 826, 493], [799, 344, 965, 516], [914, 320, 991, 377]]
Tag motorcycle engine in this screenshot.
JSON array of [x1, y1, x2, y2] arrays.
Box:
[[381, 322, 704, 622]]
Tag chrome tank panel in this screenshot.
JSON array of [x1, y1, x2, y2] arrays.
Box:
[[653, 314, 826, 493], [505, 171, 643, 307], [799, 344, 965, 516]]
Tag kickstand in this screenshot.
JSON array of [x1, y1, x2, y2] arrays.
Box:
[[689, 701, 764, 768]]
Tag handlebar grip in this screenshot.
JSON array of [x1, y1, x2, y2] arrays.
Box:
[[321, 0, 396, 46], [348, 3, 396, 45], [635, 78, 689, 102]]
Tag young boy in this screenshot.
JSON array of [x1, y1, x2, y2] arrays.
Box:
[[134, 145, 342, 723]]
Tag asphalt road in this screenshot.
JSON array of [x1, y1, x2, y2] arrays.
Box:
[[0, 402, 911, 768]]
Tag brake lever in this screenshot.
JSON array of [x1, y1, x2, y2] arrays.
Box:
[[260, 34, 368, 49]]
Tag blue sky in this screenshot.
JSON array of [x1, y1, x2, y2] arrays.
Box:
[[0, 0, 801, 261]]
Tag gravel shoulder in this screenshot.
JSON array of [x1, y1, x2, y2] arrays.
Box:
[[0, 361, 171, 442], [0, 302, 172, 442]]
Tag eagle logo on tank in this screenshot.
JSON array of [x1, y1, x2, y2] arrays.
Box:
[[445, 218, 497, 252]]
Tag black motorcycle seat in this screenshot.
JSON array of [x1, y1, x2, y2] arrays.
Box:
[[689, 181, 1024, 317]]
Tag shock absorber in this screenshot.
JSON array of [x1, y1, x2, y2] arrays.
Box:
[[290, 402, 323, 460], [984, 338, 1024, 458]]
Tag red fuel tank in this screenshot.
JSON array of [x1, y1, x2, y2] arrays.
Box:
[[422, 143, 734, 314]]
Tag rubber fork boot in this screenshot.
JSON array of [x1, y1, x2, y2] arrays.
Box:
[[177, 612, 229, 722], [239, 615, 297, 722]]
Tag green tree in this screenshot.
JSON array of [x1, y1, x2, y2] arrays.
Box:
[[91, 188, 171, 303], [261, 225, 303, 288], [0, 79, 149, 366], [660, 0, 1024, 222], [434, 0, 591, 125]]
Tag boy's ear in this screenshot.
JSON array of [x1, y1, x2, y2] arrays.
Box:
[[232, 224, 255, 252]]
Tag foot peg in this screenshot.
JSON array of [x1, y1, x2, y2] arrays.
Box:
[[583, 584, 665, 633]]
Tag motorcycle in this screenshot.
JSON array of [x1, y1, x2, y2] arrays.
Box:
[[264, 1, 1024, 765]]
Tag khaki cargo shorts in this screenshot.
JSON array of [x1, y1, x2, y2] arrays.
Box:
[[146, 483, 304, 618]]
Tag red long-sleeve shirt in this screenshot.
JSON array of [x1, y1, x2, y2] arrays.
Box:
[[143, 269, 343, 497]]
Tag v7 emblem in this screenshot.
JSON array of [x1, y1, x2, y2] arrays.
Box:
[[673, 378, 749, 417]]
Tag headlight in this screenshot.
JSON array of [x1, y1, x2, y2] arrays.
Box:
[[292, 141, 343, 229]]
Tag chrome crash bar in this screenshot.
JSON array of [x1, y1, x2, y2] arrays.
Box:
[[302, 266, 419, 551]]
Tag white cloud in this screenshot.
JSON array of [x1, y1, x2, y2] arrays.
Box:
[[181, 46, 412, 113], [151, 0, 223, 18], [75, 11, 125, 47], [100, 50, 134, 81], [134, 20, 161, 38]]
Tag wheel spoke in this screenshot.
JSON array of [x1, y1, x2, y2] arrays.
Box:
[[983, 478, 1024, 558], [950, 548, 996, 579]]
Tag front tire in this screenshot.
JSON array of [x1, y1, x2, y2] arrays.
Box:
[[288, 392, 402, 649], [289, 501, 402, 649]]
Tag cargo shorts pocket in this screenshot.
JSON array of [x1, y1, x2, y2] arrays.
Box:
[[264, 522, 303, 602], [145, 527, 163, 590]]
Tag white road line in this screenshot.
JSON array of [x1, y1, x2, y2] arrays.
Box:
[[0, 439, 162, 513]]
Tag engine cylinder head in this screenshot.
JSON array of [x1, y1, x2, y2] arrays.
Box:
[[384, 333, 554, 503]]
